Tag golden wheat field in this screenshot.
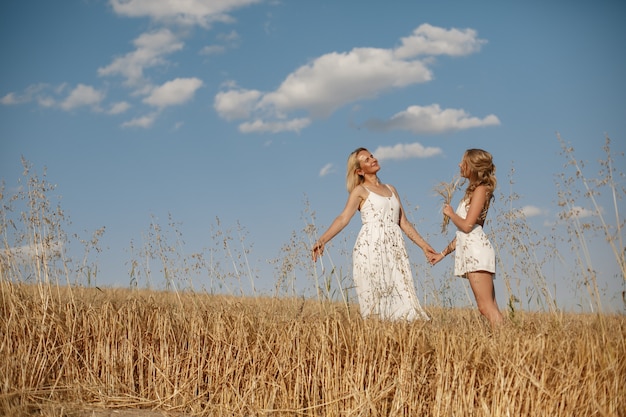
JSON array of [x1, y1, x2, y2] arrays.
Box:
[[1, 282, 624, 417]]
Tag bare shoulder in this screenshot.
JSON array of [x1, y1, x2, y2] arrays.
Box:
[[353, 184, 369, 198], [386, 183, 400, 195], [346, 184, 369, 206], [470, 184, 489, 203], [473, 184, 489, 196]]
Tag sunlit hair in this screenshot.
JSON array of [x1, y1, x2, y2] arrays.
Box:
[[462, 148, 496, 222], [346, 147, 368, 192]]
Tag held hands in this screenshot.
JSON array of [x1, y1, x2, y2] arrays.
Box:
[[424, 247, 440, 266], [428, 251, 445, 266]]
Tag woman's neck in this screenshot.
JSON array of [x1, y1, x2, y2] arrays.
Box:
[[363, 175, 381, 187]]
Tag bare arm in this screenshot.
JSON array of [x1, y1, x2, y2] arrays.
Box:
[[390, 185, 435, 255], [312, 186, 366, 261], [443, 185, 489, 234]]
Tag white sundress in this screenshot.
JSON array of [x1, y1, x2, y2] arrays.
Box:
[[352, 185, 430, 321], [453, 199, 496, 278]]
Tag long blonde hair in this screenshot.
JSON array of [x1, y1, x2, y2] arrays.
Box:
[[346, 147, 368, 192], [462, 148, 496, 222]]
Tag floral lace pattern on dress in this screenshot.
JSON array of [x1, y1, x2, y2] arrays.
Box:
[[352, 186, 429, 321]]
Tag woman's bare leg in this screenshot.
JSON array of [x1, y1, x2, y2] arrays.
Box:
[[467, 271, 504, 327]]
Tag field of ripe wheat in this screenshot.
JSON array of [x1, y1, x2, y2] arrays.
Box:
[[1, 139, 624, 416], [1, 283, 624, 417]]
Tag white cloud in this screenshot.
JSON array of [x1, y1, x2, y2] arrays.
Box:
[[521, 205, 543, 217], [562, 206, 600, 220], [214, 24, 491, 135], [259, 48, 432, 118], [143, 77, 203, 108], [121, 112, 159, 128], [239, 118, 311, 134], [1, 83, 107, 112], [37, 96, 57, 108], [1, 241, 63, 265], [109, 0, 261, 27], [319, 163, 334, 177], [98, 29, 184, 87], [394, 23, 486, 59], [1, 83, 50, 106], [108, 101, 131, 114], [364, 104, 500, 134], [214, 88, 262, 120], [0, 92, 21, 105], [373, 142, 442, 160], [60, 84, 105, 111]]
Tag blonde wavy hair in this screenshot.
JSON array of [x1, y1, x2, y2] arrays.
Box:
[[462, 148, 496, 222], [346, 147, 368, 193]]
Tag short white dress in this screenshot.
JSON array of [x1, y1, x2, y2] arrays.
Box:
[[453, 199, 496, 277], [352, 185, 430, 321]]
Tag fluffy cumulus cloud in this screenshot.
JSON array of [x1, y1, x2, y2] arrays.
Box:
[[99, 0, 261, 128], [143, 78, 204, 108], [521, 205, 543, 218], [109, 0, 261, 27], [108, 101, 131, 115], [60, 84, 105, 111], [508, 205, 546, 220], [1, 3, 498, 136], [364, 104, 500, 134], [394, 24, 486, 59], [1, 241, 63, 265], [121, 112, 159, 129], [258, 48, 432, 118], [0, 83, 48, 105], [1, 0, 266, 128], [215, 23, 496, 134], [373, 142, 443, 160], [1, 83, 106, 112], [98, 29, 184, 88], [214, 88, 263, 120]]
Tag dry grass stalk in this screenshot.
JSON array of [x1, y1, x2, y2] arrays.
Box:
[[433, 176, 462, 234]]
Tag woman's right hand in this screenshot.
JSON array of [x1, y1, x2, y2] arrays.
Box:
[[312, 241, 325, 262]]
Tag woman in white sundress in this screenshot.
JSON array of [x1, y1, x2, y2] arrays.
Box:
[[430, 149, 504, 326], [312, 148, 435, 321]]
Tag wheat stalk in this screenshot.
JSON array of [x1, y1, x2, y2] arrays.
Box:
[[434, 176, 462, 233]]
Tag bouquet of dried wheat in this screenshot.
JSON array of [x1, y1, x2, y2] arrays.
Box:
[[434, 176, 462, 233]]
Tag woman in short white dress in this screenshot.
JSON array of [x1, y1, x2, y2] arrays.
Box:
[[311, 148, 435, 321], [430, 149, 504, 326]]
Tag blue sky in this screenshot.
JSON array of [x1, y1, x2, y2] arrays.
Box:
[[1, 0, 625, 312]]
